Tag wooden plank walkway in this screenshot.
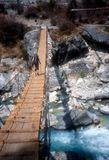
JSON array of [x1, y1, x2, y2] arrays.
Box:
[[0, 29, 47, 160]]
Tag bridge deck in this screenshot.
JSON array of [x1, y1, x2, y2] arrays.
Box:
[[0, 29, 47, 160]]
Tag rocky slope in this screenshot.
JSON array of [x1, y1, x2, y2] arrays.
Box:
[[47, 26, 109, 130], [44, 26, 109, 160], [0, 28, 40, 127]]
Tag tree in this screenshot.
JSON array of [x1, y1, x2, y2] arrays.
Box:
[[17, 0, 23, 14], [49, 0, 56, 9], [95, 0, 106, 7], [67, 0, 77, 20]]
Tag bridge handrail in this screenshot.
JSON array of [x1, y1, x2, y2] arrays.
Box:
[[39, 28, 51, 159], [71, 6, 109, 12]]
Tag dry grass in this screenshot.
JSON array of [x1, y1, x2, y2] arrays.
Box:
[[49, 24, 82, 42], [0, 42, 22, 58]]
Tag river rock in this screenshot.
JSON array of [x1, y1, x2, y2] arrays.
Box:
[[100, 106, 109, 115], [1, 92, 13, 102], [69, 60, 89, 74], [53, 110, 93, 129], [41, 113, 58, 128], [49, 113, 58, 126], [97, 64, 109, 82], [88, 112, 100, 124], [73, 111, 93, 126], [49, 91, 59, 103], [50, 151, 85, 160], [52, 35, 88, 65], [82, 25, 109, 48]]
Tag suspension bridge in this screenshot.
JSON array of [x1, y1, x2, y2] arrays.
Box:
[[0, 28, 47, 160]]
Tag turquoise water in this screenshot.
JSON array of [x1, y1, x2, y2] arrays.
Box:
[[40, 93, 109, 159], [40, 126, 109, 160]]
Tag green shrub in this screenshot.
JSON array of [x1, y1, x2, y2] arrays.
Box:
[[79, 71, 86, 78], [59, 23, 70, 32], [49, 0, 56, 9], [24, 6, 38, 18], [59, 20, 72, 35], [24, 4, 49, 19], [51, 16, 72, 34], [0, 4, 7, 14], [50, 16, 58, 26]]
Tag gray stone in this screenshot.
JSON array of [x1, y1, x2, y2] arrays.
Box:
[[100, 106, 109, 115], [53, 110, 93, 129], [49, 91, 59, 103], [50, 151, 84, 160], [98, 65, 109, 82], [52, 35, 88, 65], [49, 113, 58, 126], [82, 25, 109, 48], [88, 112, 100, 124], [69, 61, 89, 74]]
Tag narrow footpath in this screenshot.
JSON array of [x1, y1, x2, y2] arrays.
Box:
[[0, 28, 47, 160]]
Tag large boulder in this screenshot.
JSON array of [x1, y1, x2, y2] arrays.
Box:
[[49, 91, 59, 103], [50, 151, 86, 160], [100, 106, 109, 115], [24, 29, 40, 56], [53, 110, 99, 129], [52, 35, 88, 65], [97, 64, 109, 82], [82, 25, 109, 49], [49, 113, 58, 126]]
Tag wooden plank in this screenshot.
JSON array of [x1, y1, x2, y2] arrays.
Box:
[[0, 155, 35, 160], [1, 122, 13, 131], [1, 122, 40, 133], [0, 133, 9, 142], [0, 142, 39, 156], [5, 132, 38, 143], [0, 142, 3, 152], [10, 112, 40, 117], [0, 29, 47, 160]]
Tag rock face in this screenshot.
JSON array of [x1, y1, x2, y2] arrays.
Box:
[[24, 29, 40, 56], [52, 35, 88, 65], [82, 25, 109, 48], [53, 110, 99, 129]]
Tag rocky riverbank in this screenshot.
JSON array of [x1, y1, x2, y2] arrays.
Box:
[[47, 34, 102, 129], [48, 26, 109, 122], [0, 28, 41, 127], [0, 57, 30, 127], [43, 28, 109, 159]]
